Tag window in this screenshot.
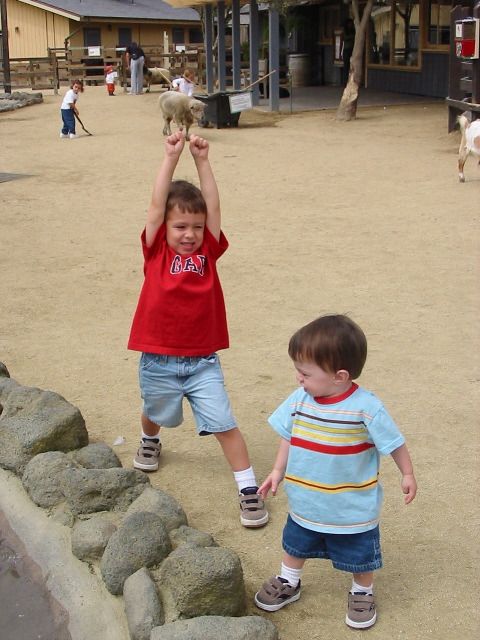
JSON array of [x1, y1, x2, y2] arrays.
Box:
[[189, 28, 203, 44], [83, 28, 101, 47], [172, 28, 185, 45], [368, 1, 420, 67], [118, 28, 132, 48], [427, 0, 450, 46]]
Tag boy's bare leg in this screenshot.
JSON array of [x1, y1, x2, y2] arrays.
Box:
[[133, 414, 162, 471], [141, 413, 161, 438], [215, 427, 269, 528], [214, 427, 250, 471]]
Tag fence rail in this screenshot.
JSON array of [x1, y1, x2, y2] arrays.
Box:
[[0, 45, 205, 93]]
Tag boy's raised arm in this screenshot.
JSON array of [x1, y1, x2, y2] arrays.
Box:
[[145, 132, 185, 247], [189, 135, 221, 241]]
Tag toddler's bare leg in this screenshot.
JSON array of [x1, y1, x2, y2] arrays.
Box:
[[282, 553, 306, 570], [352, 571, 374, 588]]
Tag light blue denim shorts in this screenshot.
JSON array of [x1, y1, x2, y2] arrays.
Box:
[[139, 353, 237, 435]]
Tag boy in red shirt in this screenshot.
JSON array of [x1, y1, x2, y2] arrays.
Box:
[[128, 131, 268, 528]]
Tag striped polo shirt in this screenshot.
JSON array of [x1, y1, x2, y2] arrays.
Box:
[[269, 383, 405, 534]]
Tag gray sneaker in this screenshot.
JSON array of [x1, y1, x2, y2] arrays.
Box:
[[255, 576, 301, 611], [133, 439, 161, 471], [239, 486, 269, 528], [346, 592, 377, 629]]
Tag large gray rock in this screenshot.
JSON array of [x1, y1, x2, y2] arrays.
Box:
[[126, 486, 188, 532], [22, 451, 79, 508], [150, 616, 279, 640], [0, 382, 88, 475], [155, 545, 246, 622], [0, 362, 10, 378], [124, 567, 164, 640], [61, 467, 149, 515], [169, 525, 217, 550], [71, 513, 119, 562], [101, 511, 172, 595], [71, 442, 122, 469]]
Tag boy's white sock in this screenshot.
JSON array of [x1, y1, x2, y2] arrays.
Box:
[[351, 579, 373, 595], [233, 466, 257, 493], [279, 563, 302, 588], [142, 430, 160, 443]]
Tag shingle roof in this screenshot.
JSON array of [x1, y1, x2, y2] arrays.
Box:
[[19, 0, 200, 22]]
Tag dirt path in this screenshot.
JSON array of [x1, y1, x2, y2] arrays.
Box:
[[1, 87, 478, 639]]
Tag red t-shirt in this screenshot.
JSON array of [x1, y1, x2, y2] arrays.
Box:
[[128, 224, 229, 356]]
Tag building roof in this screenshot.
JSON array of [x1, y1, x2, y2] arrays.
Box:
[[18, 0, 200, 22]]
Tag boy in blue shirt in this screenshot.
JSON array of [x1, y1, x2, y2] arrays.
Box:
[[255, 314, 417, 629]]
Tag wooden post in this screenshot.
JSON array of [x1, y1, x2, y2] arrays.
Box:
[[0, 0, 12, 93]]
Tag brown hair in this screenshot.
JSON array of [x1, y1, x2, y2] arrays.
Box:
[[166, 180, 207, 217], [72, 79, 84, 92], [288, 314, 367, 380]]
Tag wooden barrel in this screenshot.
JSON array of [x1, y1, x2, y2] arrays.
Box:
[[287, 53, 311, 87]]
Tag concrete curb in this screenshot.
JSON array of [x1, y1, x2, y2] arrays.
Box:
[[0, 468, 130, 640]]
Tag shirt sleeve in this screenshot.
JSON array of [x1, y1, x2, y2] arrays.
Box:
[[267, 392, 297, 440], [203, 227, 228, 259], [366, 406, 405, 456]]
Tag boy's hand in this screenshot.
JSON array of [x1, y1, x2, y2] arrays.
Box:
[[165, 131, 185, 157], [189, 134, 209, 159], [258, 469, 284, 499], [401, 473, 417, 504]]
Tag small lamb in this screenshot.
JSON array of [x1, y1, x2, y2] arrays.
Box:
[[158, 91, 205, 140]]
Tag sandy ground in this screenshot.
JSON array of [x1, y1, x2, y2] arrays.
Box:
[[1, 86, 479, 640]]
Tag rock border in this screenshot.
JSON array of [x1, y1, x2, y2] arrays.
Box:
[[0, 363, 278, 640]]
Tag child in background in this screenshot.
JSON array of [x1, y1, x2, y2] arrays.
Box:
[[105, 65, 116, 96], [127, 130, 269, 529], [172, 68, 195, 97], [60, 78, 83, 139], [255, 314, 417, 629]]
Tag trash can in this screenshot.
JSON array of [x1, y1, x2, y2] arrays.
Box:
[[194, 91, 245, 129]]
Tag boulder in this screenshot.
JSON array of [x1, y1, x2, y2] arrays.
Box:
[[61, 467, 149, 515], [155, 544, 246, 622], [22, 451, 79, 508], [0, 382, 88, 475], [124, 567, 164, 640], [126, 486, 187, 532], [101, 511, 172, 595], [150, 615, 279, 640]]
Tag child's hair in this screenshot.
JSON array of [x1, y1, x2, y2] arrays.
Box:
[[166, 180, 207, 217], [184, 68, 193, 80], [72, 78, 84, 92], [288, 314, 367, 379]]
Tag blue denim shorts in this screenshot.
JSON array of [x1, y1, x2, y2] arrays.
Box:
[[139, 353, 237, 435], [282, 515, 382, 573]]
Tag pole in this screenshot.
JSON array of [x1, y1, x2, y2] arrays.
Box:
[[1, 0, 12, 93]]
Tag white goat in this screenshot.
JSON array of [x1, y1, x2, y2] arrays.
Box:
[[158, 91, 205, 140], [458, 114, 480, 183], [144, 67, 171, 92]]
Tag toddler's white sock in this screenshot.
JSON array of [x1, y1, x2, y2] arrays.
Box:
[[233, 466, 257, 492], [351, 579, 373, 595], [279, 563, 303, 588]]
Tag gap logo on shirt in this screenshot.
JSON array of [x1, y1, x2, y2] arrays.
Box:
[[170, 255, 206, 276]]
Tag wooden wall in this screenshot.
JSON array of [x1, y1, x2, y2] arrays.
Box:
[[6, 0, 70, 58]]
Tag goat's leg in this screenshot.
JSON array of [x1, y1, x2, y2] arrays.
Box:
[[458, 150, 468, 182], [458, 134, 468, 182]]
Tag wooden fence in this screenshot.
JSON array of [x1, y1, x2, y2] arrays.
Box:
[[0, 45, 205, 93]]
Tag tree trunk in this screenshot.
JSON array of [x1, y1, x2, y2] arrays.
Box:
[[336, 0, 374, 121]]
